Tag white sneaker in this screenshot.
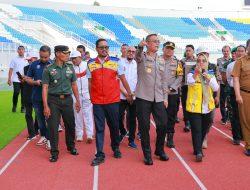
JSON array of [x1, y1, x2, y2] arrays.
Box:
[[46, 140, 51, 151], [58, 125, 63, 132], [76, 136, 83, 142], [36, 136, 46, 146]]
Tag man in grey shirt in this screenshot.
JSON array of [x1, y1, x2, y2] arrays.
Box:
[[135, 34, 169, 165]]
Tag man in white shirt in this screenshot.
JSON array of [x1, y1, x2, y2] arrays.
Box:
[[119, 46, 138, 148], [70, 51, 94, 143], [7, 45, 28, 113], [226, 45, 246, 145]]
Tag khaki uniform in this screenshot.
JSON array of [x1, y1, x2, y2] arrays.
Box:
[[135, 47, 168, 159], [232, 55, 250, 150], [163, 56, 183, 136]]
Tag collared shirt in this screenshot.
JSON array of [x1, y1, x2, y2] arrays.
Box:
[[163, 56, 183, 95], [27, 60, 51, 102], [226, 61, 235, 87], [9, 56, 28, 83], [119, 58, 137, 100], [217, 57, 232, 84], [231, 55, 250, 91], [73, 61, 90, 99], [86, 56, 125, 78], [135, 48, 166, 102], [42, 62, 77, 95]]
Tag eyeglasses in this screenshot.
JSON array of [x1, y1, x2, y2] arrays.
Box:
[[97, 46, 109, 50], [61, 51, 71, 55], [147, 40, 160, 44]]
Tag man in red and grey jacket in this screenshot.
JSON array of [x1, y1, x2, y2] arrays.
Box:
[[87, 39, 132, 166]]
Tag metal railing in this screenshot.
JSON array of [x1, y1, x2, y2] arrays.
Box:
[[18, 14, 96, 50]]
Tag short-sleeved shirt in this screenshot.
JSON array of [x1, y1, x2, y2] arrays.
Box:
[[231, 55, 250, 91], [9, 56, 28, 82], [42, 62, 77, 95], [27, 60, 51, 102], [226, 61, 235, 87], [86, 57, 125, 78]]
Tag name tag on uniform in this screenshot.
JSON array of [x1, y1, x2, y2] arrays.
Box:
[[185, 61, 196, 66], [146, 67, 152, 73]]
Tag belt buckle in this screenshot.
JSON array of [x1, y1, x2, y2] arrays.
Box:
[[59, 95, 65, 99]]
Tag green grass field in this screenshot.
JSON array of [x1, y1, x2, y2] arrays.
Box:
[[0, 91, 26, 150]]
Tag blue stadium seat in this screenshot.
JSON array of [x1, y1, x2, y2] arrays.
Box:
[[135, 16, 209, 39], [2, 24, 40, 44], [215, 18, 250, 40], [0, 36, 13, 43], [195, 18, 216, 28], [87, 13, 138, 44]]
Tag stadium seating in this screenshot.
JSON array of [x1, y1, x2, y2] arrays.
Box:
[[0, 36, 13, 43], [134, 16, 209, 39], [87, 13, 138, 44], [215, 18, 250, 40], [2, 23, 40, 44], [195, 18, 217, 28]]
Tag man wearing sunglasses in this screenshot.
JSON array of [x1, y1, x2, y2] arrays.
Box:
[[26, 46, 52, 150], [42, 45, 81, 162], [87, 39, 133, 166]]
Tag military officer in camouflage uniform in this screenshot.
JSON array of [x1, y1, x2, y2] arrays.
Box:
[[42, 45, 81, 162], [162, 42, 183, 148]]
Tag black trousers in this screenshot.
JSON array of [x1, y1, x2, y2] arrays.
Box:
[[47, 95, 76, 157], [181, 85, 189, 125], [93, 103, 120, 157], [24, 102, 36, 137], [136, 98, 168, 158], [228, 88, 242, 140], [220, 84, 229, 122], [119, 100, 137, 142], [13, 82, 24, 109], [166, 94, 179, 133], [188, 112, 212, 155]]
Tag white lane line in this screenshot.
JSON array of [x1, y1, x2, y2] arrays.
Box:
[[211, 125, 245, 147], [0, 140, 30, 175], [93, 164, 99, 190], [150, 120, 207, 190]]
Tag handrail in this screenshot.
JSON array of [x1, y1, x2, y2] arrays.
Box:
[[18, 14, 96, 50]]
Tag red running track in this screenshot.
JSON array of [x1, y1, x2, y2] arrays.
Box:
[[0, 109, 249, 190]]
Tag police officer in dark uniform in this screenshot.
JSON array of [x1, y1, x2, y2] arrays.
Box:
[[162, 42, 183, 148], [42, 45, 81, 162]]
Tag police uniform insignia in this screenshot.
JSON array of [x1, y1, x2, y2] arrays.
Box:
[[54, 80, 57, 83], [37, 65, 40, 69], [176, 62, 184, 76], [146, 68, 152, 73]]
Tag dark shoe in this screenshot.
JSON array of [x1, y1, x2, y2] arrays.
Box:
[[137, 132, 141, 141], [244, 149, 250, 156], [221, 119, 227, 125], [154, 151, 169, 161], [119, 132, 127, 142], [49, 156, 58, 162], [233, 139, 240, 145], [12, 106, 16, 112], [166, 133, 175, 148], [114, 149, 122, 158], [196, 153, 203, 162], [68, 148, 79, 155], [91, 156, 105, 166], [128, 141, 138, 149], [144, 157, 153, 165]]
